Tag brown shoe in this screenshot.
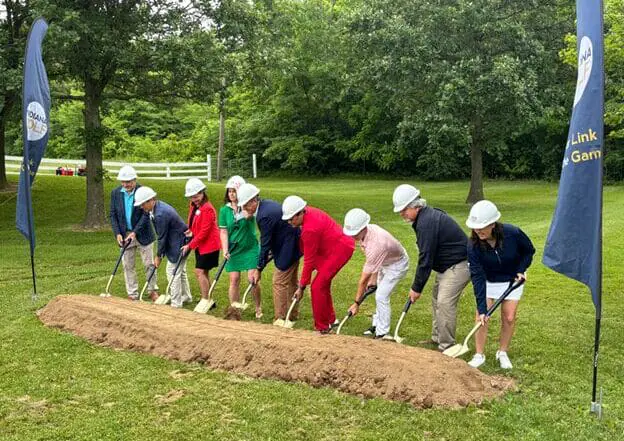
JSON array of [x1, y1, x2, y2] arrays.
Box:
[[149, 291, 159, 302]]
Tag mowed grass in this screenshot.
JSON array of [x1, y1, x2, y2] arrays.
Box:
[[1, 175, 623, 441]]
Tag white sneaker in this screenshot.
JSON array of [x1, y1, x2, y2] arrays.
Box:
[[496, 351, 513, 369], [468, 353, 486, 368]]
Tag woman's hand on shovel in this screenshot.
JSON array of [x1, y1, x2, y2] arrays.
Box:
[[478, 314, 489, 327]]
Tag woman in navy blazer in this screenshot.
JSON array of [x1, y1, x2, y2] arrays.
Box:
[[466, 200, 535, 370]]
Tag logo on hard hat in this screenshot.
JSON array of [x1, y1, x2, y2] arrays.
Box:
[[26, 101, 48, 141]]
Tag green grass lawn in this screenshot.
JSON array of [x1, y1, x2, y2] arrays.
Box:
[[1, 175, 622, 441]]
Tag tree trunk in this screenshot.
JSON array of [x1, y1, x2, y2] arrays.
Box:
[[82, 77, 107, 228], [466, 141, 484, 204], [0, 111, 8, 190], [216, 81, 226, 181]]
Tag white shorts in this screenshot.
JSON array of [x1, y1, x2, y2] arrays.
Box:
[[486, 281, 524, 301]]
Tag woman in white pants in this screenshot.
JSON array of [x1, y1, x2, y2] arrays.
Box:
[[344, 208, 409, 338], [466, 200, 535, 369]]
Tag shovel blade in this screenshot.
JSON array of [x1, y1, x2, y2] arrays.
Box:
[[99, 293, 111, 298], [273, 319, 285, 327], [381, 335, 396, 342], [230, 301, 249, 310], [282, 319, 295, 329], [154, 294, 170, 305], [193, 298, 214, 314], [442, 343, 469, 358]]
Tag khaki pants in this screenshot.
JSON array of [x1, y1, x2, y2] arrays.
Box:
[[166, 258, 191, 308], [430, 260, 470, 350], [272, 261, 299, 320], [122, 240, 158, 297]]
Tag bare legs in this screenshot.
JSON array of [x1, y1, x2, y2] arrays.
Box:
[[194, 268, 211, 300], [474, 298, 519, 354], [228, 271, 262, 317]]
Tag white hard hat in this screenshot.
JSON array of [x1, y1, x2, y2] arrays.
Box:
[[225, 175, 246, 190], [237, 183, 260, 207], [134, 186, 157, 206], [117, 165, 137, 181], [282, 195, 307, 220], [185, 178, 206, 197], [466, 200, 501, 229], [343, 208, 371, 236], [392, 184, 420, 212]]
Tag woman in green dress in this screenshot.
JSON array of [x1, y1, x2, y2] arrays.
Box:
[[219, 175, 262, 318]]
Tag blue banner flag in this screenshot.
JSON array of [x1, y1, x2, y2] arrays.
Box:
[[15, 18, 50, 254], [543, 1, 604, 313]]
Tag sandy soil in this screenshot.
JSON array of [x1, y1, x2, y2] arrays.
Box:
[[38, 295, 514, 409]]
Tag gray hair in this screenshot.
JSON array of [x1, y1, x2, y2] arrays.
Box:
[[407, 197, 427, 209]]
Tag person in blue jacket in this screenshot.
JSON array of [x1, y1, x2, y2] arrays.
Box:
[[465, 200, 535, 369], [237, 183, 302, 325], [109, 165, 158, 301], [134, 186, 192, 308]]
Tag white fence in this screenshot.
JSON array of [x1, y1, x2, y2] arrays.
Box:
[[4, 154, 258, 181]]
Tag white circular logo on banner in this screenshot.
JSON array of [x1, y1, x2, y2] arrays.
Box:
[[574, 36, 593, 107], [26, 101, 48, 141]]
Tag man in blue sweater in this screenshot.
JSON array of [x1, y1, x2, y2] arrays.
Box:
[[109, 166, 158, 301], [393, 184, 471, 351], [237, 183, 302, 325], [134, 186, 191, 308]]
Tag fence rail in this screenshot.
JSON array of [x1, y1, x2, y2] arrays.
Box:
[[4, 154, 258, 181]]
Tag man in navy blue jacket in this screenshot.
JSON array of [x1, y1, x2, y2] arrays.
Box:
[[134, 186, 192, 308], [237, 183, 302, 324], [393, 184, 471, 351], [109, 166, 158, 301]]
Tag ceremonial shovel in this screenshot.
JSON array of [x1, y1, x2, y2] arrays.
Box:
[[443, 280, 525, 358]]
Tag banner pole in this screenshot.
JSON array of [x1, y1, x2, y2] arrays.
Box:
[[589, 0, 605, 418], [23, 158, 38, 302]]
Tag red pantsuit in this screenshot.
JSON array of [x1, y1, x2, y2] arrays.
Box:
[[299, 207, 355, 331]]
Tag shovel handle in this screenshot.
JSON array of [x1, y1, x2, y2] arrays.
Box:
[[485, 279, 525, 318], [241, 282, 254, 304], [111, 240, 132, 276], [402, 298, 412, 313], [139, 265, 157, 301], [213, 242, 237, 284], [355, 285, 377, 306]]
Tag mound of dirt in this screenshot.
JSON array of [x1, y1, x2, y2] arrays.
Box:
[[224, 306, 242, 321], [38, 295, 514, 408]]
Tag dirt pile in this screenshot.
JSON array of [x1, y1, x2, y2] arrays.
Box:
[[38, 295, 514, 408], [224, 306, 242, 321]]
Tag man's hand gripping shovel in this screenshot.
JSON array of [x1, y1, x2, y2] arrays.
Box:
[[336, 285, 377, 335]]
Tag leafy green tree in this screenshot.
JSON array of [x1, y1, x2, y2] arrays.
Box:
[[349, 0, 565, 202], [0, 0, 29, 189], [42, 1, 220, 227]]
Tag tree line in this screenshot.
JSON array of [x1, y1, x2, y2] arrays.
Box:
[[1, 0, 623, 227]]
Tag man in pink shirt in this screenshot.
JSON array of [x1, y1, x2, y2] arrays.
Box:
[[343, 208, 410, 338], [282, 196, 355, 333]]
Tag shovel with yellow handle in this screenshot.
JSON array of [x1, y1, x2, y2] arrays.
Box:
[[100, 239, 131, 298], [231, 283, 254, 310], [336, 285, 377, 335], [138, 264, 157, 302], [443, 279, 525, 358], [155, 248, 189, 305], [232, 257, 270, 311]]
